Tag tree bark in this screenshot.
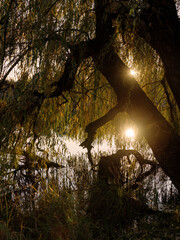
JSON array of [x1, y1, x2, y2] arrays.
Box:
[[91, 45, 180, 192]]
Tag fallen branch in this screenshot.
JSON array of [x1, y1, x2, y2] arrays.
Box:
[[98, 149, 159, 187], [131, 165, 157, 190]]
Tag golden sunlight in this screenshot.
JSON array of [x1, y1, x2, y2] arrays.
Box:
[[125, 128, 135, 139], [130, 69, 136, 76]]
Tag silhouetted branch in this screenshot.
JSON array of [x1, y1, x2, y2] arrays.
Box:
[[7, 153, 65, 174], [98, 149, 159, 187], [131, 165, 157, 190], [80, 103, 123, 165], [0, 47, 30, 88]]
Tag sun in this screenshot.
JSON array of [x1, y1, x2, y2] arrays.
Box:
[[130, 69, 136, 76], [125, 128, 135, 139]]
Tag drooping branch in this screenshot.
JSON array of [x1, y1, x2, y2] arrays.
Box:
[[49, 42, 90, 98], [5, 151, 65, 189], [0, 0, 15, 74], [7, 157, 65, 175], [0, 41, 91, 147], [0, 47, 31, 88]]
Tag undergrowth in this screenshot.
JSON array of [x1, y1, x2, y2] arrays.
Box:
[[0, 178, 179, 240]]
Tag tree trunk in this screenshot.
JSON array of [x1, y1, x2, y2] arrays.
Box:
[[137, 0, 180, 109], [92, 45, 180, 192]]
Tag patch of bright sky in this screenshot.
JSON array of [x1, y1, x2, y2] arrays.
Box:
[[65, 128, 136, 155], [64, 138, 87, 155], [64, 138, 117, 155]]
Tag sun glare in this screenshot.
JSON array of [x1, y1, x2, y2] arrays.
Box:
[[125, 128, 135, 139], [130, 69, 136, 76]]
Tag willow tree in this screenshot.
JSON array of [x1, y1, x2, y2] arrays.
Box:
[[0, 0, 180, 191]]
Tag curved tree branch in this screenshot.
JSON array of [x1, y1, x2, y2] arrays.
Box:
[[80, 103, 123, 166], [81, 103, 122, 148], [98, 149, 159, 188]]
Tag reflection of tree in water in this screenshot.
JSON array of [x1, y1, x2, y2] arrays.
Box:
[[0, 0, 179, 237], [1, 133, 178, 210]]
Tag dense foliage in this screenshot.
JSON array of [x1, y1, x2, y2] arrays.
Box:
[[1, 0, 179, 141], [0, 0, 180, 239]]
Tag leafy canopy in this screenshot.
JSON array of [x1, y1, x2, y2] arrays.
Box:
[[0, 0, 179, 149]]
